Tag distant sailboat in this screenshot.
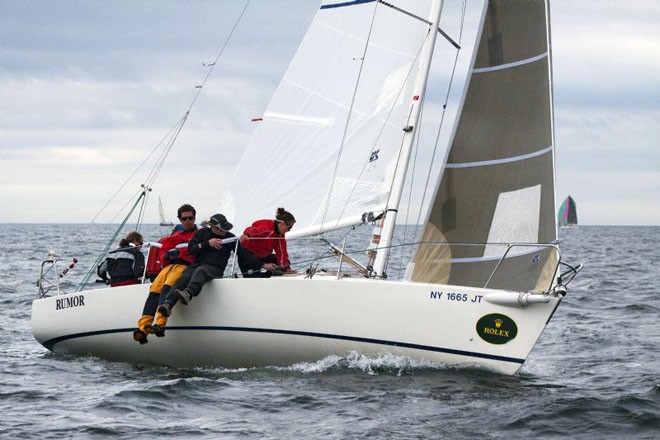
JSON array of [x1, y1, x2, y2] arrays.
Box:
[[158, 197, 174, 227], [558, 196, 578, 227]]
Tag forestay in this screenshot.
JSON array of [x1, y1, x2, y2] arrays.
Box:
[[219, 0, 433, 236], [408, 1, 558, 293]]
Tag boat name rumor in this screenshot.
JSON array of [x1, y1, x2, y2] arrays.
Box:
[[55, 295, 85, 310]]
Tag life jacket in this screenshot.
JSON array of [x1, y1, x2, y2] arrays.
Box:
[[159, 227, 197, 266], [99, 245, 145, 286], [145, 236, 168, 280]]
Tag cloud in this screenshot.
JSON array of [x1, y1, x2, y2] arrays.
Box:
[[1, 0, 659, 226]]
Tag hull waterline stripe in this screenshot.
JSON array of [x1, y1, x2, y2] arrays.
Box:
[[41, 326, 524, 365]]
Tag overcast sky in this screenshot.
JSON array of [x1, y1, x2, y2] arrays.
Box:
[[2, 0, 659, 226]]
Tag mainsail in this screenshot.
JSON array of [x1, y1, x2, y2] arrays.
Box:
[[409, 1, 558, 293], [219, 1, 433, 236], [558, 195, 578, 226]]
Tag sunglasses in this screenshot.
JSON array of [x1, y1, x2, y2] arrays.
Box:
[[180, 216, 195, 221]]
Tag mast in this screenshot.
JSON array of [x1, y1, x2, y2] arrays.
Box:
[[372, 0, 444, 277]]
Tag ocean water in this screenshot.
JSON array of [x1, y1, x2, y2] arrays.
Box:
[[1, 224, 659, 439]]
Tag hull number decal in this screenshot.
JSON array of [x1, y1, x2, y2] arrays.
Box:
[[55, 295, 85, 310], [430, 291, 483, 303], [476, 313, 518, 345]]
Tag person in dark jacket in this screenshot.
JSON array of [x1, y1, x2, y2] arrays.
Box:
[[157, 213, 273, 322], [98, 231, 145, 287]]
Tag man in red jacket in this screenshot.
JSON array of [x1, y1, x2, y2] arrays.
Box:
[[133, 203, 197, 344], [240, 207, 297, 277]]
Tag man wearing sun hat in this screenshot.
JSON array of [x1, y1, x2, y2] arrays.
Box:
[[156, 213, 272, 325]]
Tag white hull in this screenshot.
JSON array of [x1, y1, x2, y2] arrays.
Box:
[[31, 276, 560, 375]]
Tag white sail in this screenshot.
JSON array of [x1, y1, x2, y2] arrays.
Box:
[[158, 196, 173, 226], [219, 0, 433, 236], [408, 1, 558, 293]]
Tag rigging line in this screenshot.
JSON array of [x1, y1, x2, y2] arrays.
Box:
[[91, 1, 251, 226], [140, 0, 252, 191], [322, 9, 433, 275], [380, 26, 434, 205], [377, 0, 460, 49], [330, 22, 429, 232], [546, 0, 558, 232], [77, 190, 148, 291], [108, 186, 145, 224], [398, 87, 428, 278], [398, 0, 454, 276], [318, 0, 379, 232], [309, 0, 381, 269], [361, 23, 436, 276], [413, 0, 467, 230], [185, 0, 251, 114], [49, 4, 252, 287], [143, 113, 189, 190], [135, 185, 151, 229], [89, 114, 187, 225]]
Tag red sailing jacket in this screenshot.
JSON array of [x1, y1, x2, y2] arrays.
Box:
[[159, 227, 197, 266], [242, 219, 290, 268]]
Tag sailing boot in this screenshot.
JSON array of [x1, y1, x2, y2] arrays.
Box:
[[146, 310, 168, 337], [133, 314, 153, 345], [145, 286, 170, 337], [157, 285, 178, 317], [174, 289, 192, 305]]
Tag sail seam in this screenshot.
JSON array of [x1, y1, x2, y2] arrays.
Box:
[[321, 0, 377, 10], [445, 145, 552, 169], [473, 52, 548, 74], [446, 243, 558, 264]]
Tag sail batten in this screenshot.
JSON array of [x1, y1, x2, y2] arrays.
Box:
[[473, 51, 548, 73], [446, 145, 553, 169]]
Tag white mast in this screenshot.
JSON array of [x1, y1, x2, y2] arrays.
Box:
[[372, 0, 445, 277]]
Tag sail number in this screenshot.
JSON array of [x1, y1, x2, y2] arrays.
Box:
[[430, 291, 483, 304]]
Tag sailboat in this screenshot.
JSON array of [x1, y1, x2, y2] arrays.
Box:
[[32, 0, 580, 375], [558, 195, 578, 228], [158, 197, 174, 227]]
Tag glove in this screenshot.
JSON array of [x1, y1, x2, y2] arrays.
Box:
[[165, 249, 180, 260]]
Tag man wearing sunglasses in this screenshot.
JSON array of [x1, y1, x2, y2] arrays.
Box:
[[133, 203, 198, 344], [157, 213, 268, 322]]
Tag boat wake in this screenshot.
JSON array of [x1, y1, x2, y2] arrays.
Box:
[[280, 352, 461, 376]]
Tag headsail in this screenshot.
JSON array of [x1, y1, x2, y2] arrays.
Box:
[[409, 1, 558, 293], [219, 1, 433, 236]]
